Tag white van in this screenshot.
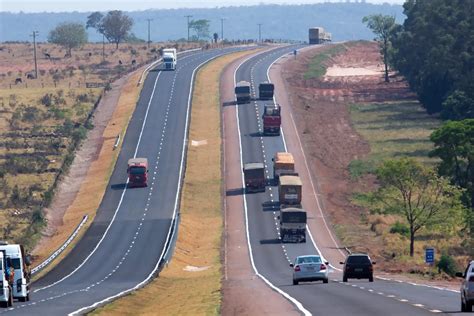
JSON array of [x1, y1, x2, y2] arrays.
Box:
[[0, 243, 31, 302], [0, 251, 13, 307]]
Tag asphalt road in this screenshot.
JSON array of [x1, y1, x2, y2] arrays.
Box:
[[2, 46, 249, 315], [234, 45, 464, 315]]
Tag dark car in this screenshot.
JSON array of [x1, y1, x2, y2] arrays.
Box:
[[340, 253, 375, 282]]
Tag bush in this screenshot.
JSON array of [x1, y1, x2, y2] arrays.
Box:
[[437, 254, 457, 277], [390, 221, 410, 237], [40, 93, 53, 106]]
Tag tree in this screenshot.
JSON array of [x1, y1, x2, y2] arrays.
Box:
[[374, 158, 464, 257], [189, 19, 210, 41], [48, 22, 87, 57], [362, 14, 399, 83], [100, 10, 133, 49], [441, 90, 474, 120], [213, 32, 219, 43], [86, 11, 103, 30]]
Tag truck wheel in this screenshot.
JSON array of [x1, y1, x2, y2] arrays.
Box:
[[369, 276, 374, 282], [8, 292, 13, 307], [467, 302, 473, 312], [343, 276, 348, 282], [27, 293, 30, 301], [323, 278, 329, 284], [293, 279, 298, 285]]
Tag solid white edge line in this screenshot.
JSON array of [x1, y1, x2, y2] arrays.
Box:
[[234, 48, 311, 316], [69, 48, 243, 315], [34, 70, 162, 293]]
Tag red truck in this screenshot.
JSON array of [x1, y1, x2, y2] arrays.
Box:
[[243, 162, 266, 193], [127, 158, 148, 187], [262, 104, 281, 136]]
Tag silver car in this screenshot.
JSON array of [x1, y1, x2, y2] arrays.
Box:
[[457, 260, 474, 312], [290, 255, 329, 285]]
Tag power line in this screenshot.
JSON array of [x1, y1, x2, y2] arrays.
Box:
[[258, 23, 262, 43], [220, 18, 225, 42]]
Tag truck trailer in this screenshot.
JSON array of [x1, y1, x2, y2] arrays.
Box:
[[309, 27, 332, 44], [279, 175, 302, 207], [127, 158, 149, 187], [235, 81, 251, 104], [162, 48, 177, 70], [258, 82, 274, 100], [272, 152, 295, 180], [279, 207, 307, 243], [243, 162, 266, 193], [262, 104, 281, 136]]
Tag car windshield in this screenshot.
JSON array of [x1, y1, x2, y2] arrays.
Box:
[[297, 256, 321, 264], [347, 255, 370, 264], [129, 167, 146, 175]]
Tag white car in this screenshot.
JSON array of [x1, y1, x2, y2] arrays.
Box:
[[457, 260, 474, 312], [290, 255, 329, 285]]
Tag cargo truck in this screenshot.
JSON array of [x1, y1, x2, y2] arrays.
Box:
[[162, 48, 177, 70], [309, 27, 332, 44], [279, 207, 307, 243], [258, 82, 274, 100], [279, 175, 302, 207], [243, 162, 266, 193], [272, 152, 295, 180], [0, 251, 13, 308], [127, 158, 149, 187], [235, 81, 251, 104], [262, 104, 281, 136], [0, 243, 31, 303]]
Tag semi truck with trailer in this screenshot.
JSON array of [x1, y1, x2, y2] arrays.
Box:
[[0, 251, 13, 308], [279, 207, 307, 243], [309, 27, 332, 44], [0, 243, 31, 303], [272, 152, 295, 180], [258, 82, 274, 100], [127, 158, 149, 187], [235, 81, 251, 104], [162, 48, 177, 70], [262, 104, 281, 136], [243, 162, 266, 193]]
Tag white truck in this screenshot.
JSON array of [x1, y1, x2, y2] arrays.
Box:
[[162, 48, 177, 70], [0, 251, 13, 308], [279, 207, 307, 243], [0, 243, 31, 302]]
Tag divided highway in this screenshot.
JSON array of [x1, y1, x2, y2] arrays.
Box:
[[233, 45, 462, 315], [2, 46, 249, 315]]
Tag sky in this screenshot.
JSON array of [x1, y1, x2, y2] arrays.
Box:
[[0, 0, 405, 13]]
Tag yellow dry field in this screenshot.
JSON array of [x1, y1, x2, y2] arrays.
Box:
[[32, 68, 143, 279], [93, 49, 259, 315]]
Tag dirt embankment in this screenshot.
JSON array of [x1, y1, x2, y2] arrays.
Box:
[[279, 42, 415, 266]]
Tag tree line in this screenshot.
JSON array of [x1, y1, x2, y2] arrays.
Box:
[[362, 0, 473, 258]]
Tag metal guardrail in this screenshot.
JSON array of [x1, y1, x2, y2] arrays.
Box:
[[31, 215, 89, 275]]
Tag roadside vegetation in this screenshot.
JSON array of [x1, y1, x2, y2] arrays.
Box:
[[92, 49, 258, 315], [304, 44, 347, 79]]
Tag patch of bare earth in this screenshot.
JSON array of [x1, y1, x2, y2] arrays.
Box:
[[278, 42, 460, 289]]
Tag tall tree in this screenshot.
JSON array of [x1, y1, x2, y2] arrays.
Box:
[[374, 158, 464, 257], [189, 19, 210, 41], [362, 14, 399, 82], [100, 10, 133, 49], [86, 11, 103, 30], [48, 22, 87, 57]]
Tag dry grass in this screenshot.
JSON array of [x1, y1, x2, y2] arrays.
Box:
[[92, 49, 258, 315], [31, 69, 143, 279]]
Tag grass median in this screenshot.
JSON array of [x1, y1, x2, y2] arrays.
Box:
[[92, 49, 259, 315]]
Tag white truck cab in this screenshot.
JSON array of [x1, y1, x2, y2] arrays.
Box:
[[0, 243, 30, 302], [0, 251, 13, 307], [162, 48, 177, 70]]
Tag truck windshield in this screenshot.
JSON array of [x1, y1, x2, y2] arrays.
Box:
[[129, 167, 146, 175], [281, 212, 307, 223], [235, 87, 250, 93], [264, 107, 280, 116], [11, 258, 21, 269], [163, 57, 174, 63], [244, 168, 264, 179]]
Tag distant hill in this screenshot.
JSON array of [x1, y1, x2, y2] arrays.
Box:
[[0, 3, 404, 43]]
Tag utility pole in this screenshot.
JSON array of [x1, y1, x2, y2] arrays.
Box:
[[146, 18, 153, 48], [258, 23, 262, 43], [31, 31, 39, 78], [185, 15, 193, 42], [102, 34, 105, 61], [220, 18, 225, 42]]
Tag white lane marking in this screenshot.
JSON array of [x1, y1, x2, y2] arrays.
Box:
[[234, 49, 311, 316], [34, 70, 163, 293], [69, 48, 245, 316]]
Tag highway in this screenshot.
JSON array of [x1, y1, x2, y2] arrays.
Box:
[[2, 46, 249, 315], [233, 45, 462, 315]]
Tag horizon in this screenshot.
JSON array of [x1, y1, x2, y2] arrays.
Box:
[[0, 0, 405, 13]]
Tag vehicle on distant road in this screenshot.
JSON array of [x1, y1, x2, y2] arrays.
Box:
[[272, 152, 295, 180], [127, 158, 149, 187], [279, 207, 306, 243], [162, 48, 177, 70], [456, 260, 474, 312], [262, 104, 281, 136], [235, 81, 251, 104], [291, 255, 329, 285], [0, 251, 13, 308], [0, 242, 31, 302], [243, 162, 265, 192], [340, 253, 375, 282], [258, 82, 274, 100], [309, 27, 332, 44]]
